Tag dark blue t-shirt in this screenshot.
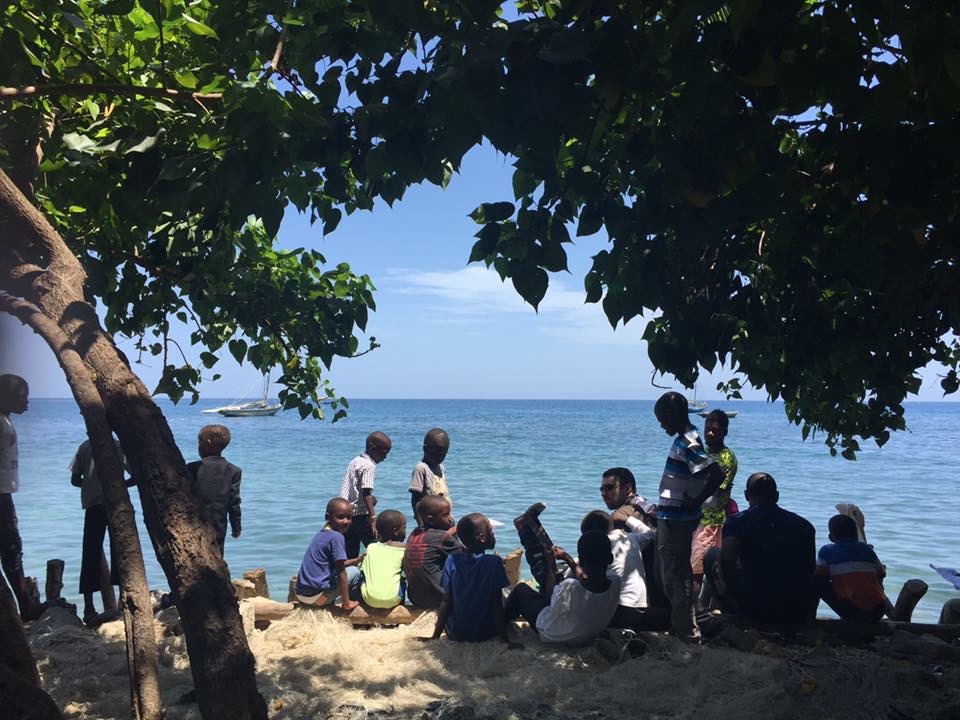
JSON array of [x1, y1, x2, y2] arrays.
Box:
[[441, 552, 509, 641], [296, 529, 347, 595], [722, 503, 816, 625]]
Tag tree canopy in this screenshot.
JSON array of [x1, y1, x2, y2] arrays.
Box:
[[4, 0, 960, 457]]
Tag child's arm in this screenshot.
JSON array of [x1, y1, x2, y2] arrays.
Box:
[[229, 468, 242, 539], [344, 554, 364, 568], [420, 595, 451, 641], [552, 546, 583, 583], [410, 490, 425, 525], [337, 562, 359, 611]]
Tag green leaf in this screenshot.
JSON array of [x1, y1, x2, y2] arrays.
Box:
[[576, 205, 603, 236], [470, 201, 514, 224], [511, 266, 548, 309], [200, 352, 218, 369], [125, 134, 159, 154], [182, 14, 219, 39], [228, 338, 247, 365], [175, 71, 198, 89]]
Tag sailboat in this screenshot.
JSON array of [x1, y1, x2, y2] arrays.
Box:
[[211, 376, 281, 417], [688, 385, 707, 412]]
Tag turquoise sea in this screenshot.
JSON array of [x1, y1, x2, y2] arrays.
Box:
[[12, 398, 959, 622]]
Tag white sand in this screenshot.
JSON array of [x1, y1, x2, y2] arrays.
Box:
[[27, 609, 960, 720]]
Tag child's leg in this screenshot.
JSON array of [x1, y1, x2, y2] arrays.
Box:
[[513, 503, 557, 590], [348, 571, 364, 602], [504, 583, 549, 627]]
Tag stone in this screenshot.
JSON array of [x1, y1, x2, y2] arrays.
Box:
[[233, 578, 258, 600], [239, 599, 256, 637], [26, 606, 83, 637]]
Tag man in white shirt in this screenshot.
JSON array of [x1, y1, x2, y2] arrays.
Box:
[[0, 374, 41, 620], [338, 431, 391, 558]]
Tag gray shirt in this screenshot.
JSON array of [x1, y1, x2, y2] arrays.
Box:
[[70, 439, 125, 509]]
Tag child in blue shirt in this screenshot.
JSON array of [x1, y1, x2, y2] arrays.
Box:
[[421, 512, 518, 646], [296, 498, 361, 611]]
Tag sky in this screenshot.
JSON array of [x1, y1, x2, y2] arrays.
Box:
[[1, 141, 954, 403]]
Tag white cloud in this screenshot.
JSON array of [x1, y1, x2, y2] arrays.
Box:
[[384, 266, 645, 346]]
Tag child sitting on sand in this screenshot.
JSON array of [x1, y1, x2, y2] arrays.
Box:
[[352, 509, 408, 609], [403, 496, 461, 609], [506, 530, 620, 644], [580, 510, 661, 630], [410, 428, 452, 526], [814, 514, 890, 623], [188, 424, 242, 558], [422, 512, 516, 645], [295, 498, 361, 611]]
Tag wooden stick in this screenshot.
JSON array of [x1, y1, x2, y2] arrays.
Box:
[[44, 559, 64, 602], [242, 569, 269, 599]]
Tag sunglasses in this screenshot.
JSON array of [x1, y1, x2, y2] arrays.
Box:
[[600, 483, 620, 493]]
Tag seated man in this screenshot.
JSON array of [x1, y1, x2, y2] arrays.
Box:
[[814, 514, 888, 623], [704, 472, 816, 628]]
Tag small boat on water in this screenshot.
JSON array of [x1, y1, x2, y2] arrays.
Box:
[[204, 375, 281, 417], [700, 410, 737, 418], [219, 400, 281, 417]]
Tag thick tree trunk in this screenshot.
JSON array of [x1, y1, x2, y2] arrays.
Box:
[[0, 291, 162, 720], [0, 170, 267, 720], [0, 570, 41, 687]]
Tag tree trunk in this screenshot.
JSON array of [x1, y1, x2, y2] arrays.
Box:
[[0, 570, 41, 688], [0, 291, 162, 720], [0, 170, 267, 720]]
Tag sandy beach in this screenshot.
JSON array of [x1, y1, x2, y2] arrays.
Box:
[[26, 603, 960, 720]]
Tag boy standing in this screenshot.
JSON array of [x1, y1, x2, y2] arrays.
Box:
[[814, 514, 889, 623], [410, 428, 452, 526], [504, 531, 621, 645], [295, 498, 361, 610], [354, 509, 407, 609], [187, 424, 242, 557], [403, 496, 461, 608], [691, 409, 738, 602], [423, 512, 515, 645], [0, 374, 41, 620], [653, 391, 724, 642], [70, 437, 124, 623], [340, 431, 392, 559]]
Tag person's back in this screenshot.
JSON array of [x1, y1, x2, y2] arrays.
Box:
[[358, 510, 407, 609], [188, 456, 242, 550], [724, 500, 815, 625], [404, 496, 460, 608], [815, 514, 886, 622]]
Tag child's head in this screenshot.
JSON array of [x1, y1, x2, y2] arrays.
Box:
[[325, 497, 354, 534], [198, 424, 231, 457], [580, 510, 613, 535], [365, 431, 392, 463], [703, 410, 729, 449], [457, 512, 495, 553], [654, 391, 689, 436], [0, 374, 29, 415], [828, 514, 859, 542], [417, 495, 453, 530], [577, 531, 614, 573], [376, 510, 407, 541], [422, 428, 450, 464]]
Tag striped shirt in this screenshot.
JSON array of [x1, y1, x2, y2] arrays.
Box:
[[816, 539, 886, 611], [658, 426, 715, 520], [339, 453, 377, 516]]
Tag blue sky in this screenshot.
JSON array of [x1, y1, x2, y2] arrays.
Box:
[[2, 141, 954, 402]]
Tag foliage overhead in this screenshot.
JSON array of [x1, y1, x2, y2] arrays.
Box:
[[3, 0, 960, 454]]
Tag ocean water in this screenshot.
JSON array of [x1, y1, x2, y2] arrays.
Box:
[[11, 398, 959, 622]]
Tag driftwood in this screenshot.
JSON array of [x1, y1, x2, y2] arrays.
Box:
[[232, 579, 258, 601], [814, 617, 960, 642], [44, 560, 64, 603], [890, 579, 928, 621], [328, 603, 426, 626], [242, 569, 269, 599]]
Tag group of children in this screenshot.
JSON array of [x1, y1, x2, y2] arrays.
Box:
[[194, 403, 922, 646]]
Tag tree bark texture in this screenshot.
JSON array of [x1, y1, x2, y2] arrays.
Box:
[[0, 169, 267, 720], [0, 290, 162, 720]]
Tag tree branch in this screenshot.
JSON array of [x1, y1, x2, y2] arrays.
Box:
[[0, 84, 223, 103]]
